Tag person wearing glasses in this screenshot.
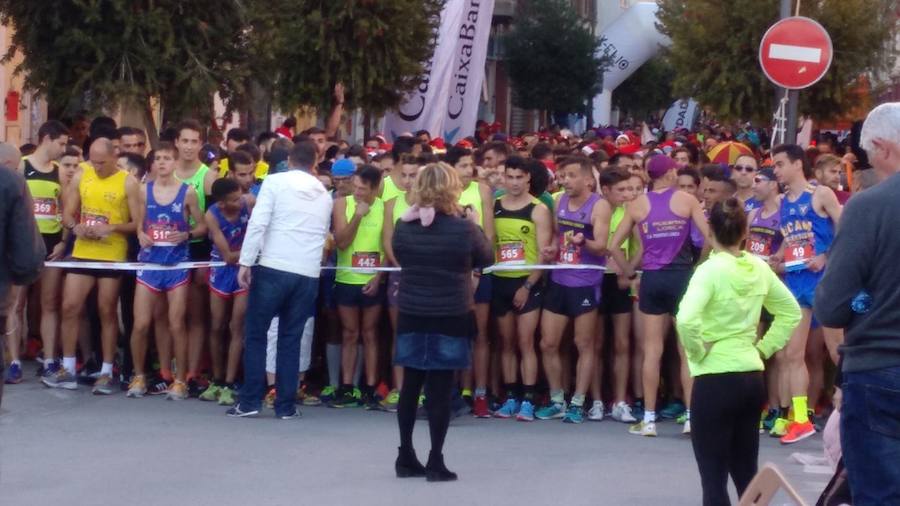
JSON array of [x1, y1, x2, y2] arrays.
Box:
[[731, 154, 761, 212]]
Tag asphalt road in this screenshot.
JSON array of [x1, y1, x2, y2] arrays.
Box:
[[1, 379, 828, 505]]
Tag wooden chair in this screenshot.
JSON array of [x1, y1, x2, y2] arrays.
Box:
[[739, 463, 808, 506]]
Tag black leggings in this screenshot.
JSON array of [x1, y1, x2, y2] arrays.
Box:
[[397, 367, 454, 454], [691, 371, 765, 506]]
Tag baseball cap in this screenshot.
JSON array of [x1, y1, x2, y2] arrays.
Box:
[[647, 154, 677, 180], [332, 158, 355, 177]]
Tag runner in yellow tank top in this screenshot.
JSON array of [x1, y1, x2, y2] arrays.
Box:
[[380, 156, 420, 410], [444, 145, 495, 417], [45, 138, 140, 393], [331, 165, 386, 409]]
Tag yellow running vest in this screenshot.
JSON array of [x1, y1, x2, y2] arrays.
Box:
[[493, 197, 540, 279], [336, 196, 385, 285], [23, 158, 62, 235], [458, 180, 483, 228], [72, 165, 130, 261], [381, 175, 404, 203]]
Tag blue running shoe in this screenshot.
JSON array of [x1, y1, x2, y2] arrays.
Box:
[[659, 400, 686, 419], [5, 362, 23, 384], [516, 400, 535, 422], [562, 404, 584, 424], [535, 402, 566, 420], [494, 398, 519, 419]]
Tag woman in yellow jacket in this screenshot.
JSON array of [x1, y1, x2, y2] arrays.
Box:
[[676, 197, 801, 506]]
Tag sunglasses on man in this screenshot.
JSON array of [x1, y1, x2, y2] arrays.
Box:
[[733, 164, 757, 173]]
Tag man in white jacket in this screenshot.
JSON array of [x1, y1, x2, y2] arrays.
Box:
[[227, 141, 332, 419]]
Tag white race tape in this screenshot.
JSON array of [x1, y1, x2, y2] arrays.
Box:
[[45, 261, 226, 271]]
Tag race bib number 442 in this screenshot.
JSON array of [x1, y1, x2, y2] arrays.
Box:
[[351, 251, 380, 270]]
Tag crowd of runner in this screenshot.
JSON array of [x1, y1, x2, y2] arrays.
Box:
[[3, 113, 871, 445]]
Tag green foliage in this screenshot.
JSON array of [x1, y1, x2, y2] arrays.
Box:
[[263, 0, 444, 115], [613, 56, 675, 119], [0, 0, 257, 122], [503, 0, 609, 115], [657, 0, 897, 122]]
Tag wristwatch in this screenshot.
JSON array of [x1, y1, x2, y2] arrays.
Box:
[[523, 281, 534, 291]]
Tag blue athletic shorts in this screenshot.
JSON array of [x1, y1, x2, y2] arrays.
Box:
[[784, 269, 823, 309], [208, 265, 246, 298], [137, 268, 189, 293], [474, 273, 492, 304]]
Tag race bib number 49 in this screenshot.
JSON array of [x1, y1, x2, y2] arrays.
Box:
[[497, 241, 525, 264], [784, 242, 813, 272]]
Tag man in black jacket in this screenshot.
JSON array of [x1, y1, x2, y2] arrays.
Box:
[[1, 142, 46, 408], [814, 103, 900, 505]]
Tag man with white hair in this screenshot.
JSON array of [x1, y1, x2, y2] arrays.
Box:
[[815, 102, 900, 505]]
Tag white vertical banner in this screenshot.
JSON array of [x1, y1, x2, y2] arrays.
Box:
[[441, 0, 495, 144], [661, 98, 699, 132], [382, 0, 466, 141]]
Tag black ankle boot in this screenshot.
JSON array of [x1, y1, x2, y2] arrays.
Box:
[[395, 446, 426, 478], [425, 451, 457, 482]]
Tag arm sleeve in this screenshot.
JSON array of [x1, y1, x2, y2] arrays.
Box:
[[675, 265, 713, 363], [813, 199, 870, 328], [6, 177, 45, 285], [757, 268, 802, 359], [238, 176, 275, 266]]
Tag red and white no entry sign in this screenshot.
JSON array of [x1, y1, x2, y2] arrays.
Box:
[[759, 16, 833, 90]]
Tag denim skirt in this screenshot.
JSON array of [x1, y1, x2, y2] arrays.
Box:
[[394, 332, 472, 370]]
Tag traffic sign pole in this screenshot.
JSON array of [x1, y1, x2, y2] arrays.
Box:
[[780, 0, 799, 145]]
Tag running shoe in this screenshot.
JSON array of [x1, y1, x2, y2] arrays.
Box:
[[780, 421, 816, 444], [363, 391, 382, 411], [40, 361, 60, 382], [676, 412, 689, 425], [472, 395, 491, 418], [611, 401, 637, 423], [562, 404, 584, 424], [302, 390, 323, 407], [628, 421, 657, 437], [683, 419, 692, 435], [92, 374, 114, 395], [461, 388, 473, 409], [4, 362, 23, 384], [226, 405, 259, 418], [588, 401, 605, 421], [279, 409, 302, 420], [380, 389, 400, 412], [535, 402, 566, 420], [516, 400, 535, 422], [760, 408, 779, 433], [494, 398, 519, 419], [632, 399, 645, 421], [352, 386, 362, 402], [329, 389, 361, 408], [769, 417, 790, 438], [659, 400, 686, 419], [218, 386, 236, 406], [188, 378, 208, 398], [43, 368, 78, 390], [147, 376, 171, 396], [166, 380, 189, 401], [264, 387, 276, 409], [199, 384, 222, 402], [451, 392, 470, 418], [126, 375, 147, 398], [77, 358, 100, 384], [318, 385, 337, 403]]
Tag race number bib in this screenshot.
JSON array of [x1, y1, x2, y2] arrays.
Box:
[[747, 235, 772, 259], [81, 213, 109, 228], [148, 223, 179, 246], [33, 198, 58, 219], [783, 240, 813, 272], [497, 241, 525, 264], [558, 234, 582, 265], [351, 251, 380, 273]]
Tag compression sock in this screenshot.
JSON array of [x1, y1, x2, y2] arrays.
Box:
[[643, 410, 656, 424], [792, 396, 810, 424], [326, 343, 341, 387]]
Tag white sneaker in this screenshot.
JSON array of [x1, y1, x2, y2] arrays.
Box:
[[628, 420, 657, 437], [611, 401, 637, 423], [588, 401, 604, 421], [682, 419, 691, 435]]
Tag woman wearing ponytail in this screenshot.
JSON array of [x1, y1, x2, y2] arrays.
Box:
[[676, 198, 802, 505], [391, 162, 493, 482]]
